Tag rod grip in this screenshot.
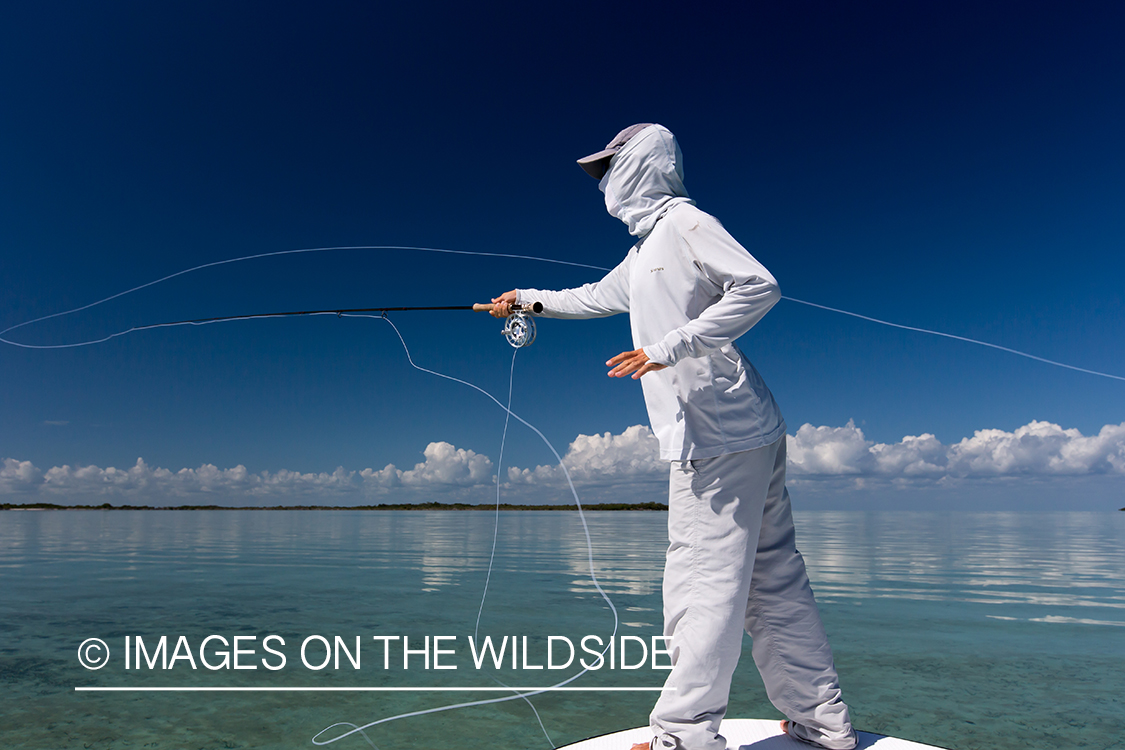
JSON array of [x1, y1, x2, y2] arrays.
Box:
[[473, 302, 543, 314]]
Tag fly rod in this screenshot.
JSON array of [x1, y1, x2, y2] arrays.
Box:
[[133, 301, 545, 347]]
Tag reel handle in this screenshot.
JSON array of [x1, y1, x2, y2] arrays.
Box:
[[472, 301, 543, 314]]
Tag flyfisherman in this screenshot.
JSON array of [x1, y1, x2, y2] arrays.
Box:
[[490, 124, 857, 750]]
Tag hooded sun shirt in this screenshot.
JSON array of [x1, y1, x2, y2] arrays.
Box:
[[517, 125, 785, 461]]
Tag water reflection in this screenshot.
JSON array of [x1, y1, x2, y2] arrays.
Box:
[[796, 511, 1125, 615], [2, 509, 1124, 750], [3, 510, 1122, 607]]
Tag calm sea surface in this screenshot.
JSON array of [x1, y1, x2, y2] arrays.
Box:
[[1, 510, 1122, 750]]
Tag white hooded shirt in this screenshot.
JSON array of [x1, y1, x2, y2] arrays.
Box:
[[517, 125, 785, 461]]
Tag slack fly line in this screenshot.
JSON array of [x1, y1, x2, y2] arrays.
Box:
[[0, 303, 541, 350], [0, 243, 1120, 381]]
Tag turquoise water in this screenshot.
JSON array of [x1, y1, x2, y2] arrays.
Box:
[[1, 510, 1122, 750]]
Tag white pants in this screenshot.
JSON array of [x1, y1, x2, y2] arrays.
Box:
[[650, 438, 856, 750]]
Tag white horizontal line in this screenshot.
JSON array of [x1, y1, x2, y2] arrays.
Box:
[[75, 686, 666, 692]]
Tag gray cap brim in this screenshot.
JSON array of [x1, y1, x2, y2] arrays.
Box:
[[576, 123, 655, 179], [576, 149, 615, 179]]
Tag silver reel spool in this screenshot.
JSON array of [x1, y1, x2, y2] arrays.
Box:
[[502, 311, 536, 348]]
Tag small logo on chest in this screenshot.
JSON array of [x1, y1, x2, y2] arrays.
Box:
[[650, 267, 664, 273]]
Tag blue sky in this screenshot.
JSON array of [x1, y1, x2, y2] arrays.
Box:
[[1, 1, 1123, 508]]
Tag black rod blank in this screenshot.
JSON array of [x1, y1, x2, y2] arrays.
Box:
[[141, 302, 542, 330]]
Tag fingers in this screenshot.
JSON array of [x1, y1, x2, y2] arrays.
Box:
[[605, 350, 631, 366], [605, 351, 634, 376], [488, 290, 517, 318], [619, 361, 665, 379], [607, 349, 668, 379], [606, 349, 647, 378]]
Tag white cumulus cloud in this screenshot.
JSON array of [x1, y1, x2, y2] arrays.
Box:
[[360, 441, 493, 490], [787, 422, 877, 476], [946, 421, 1125, 476], [787, 420, 1125, 479], [1, 458, 44, 494], [37, 458, 358, 500], [507, 424, 664, 486], [2, 421, 1123, 506]]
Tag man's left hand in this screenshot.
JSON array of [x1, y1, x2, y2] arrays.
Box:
[[607, 349, 667, 379]]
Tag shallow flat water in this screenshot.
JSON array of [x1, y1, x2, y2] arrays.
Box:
[[1, 510, 1122, 750]]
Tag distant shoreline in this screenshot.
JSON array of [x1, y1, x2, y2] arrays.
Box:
[[0, 501, 669, 512]]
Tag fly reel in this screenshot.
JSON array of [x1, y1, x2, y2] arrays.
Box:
[[502, 311, 536, 348], [470, 300, 543, 348]]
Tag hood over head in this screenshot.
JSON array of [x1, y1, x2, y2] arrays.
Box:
[[598, 124, 693, 237]]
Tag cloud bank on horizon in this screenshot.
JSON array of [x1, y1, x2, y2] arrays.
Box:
[[3, 420, 1123, 507]]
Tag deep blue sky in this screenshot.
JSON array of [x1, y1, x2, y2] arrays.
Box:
[[2, 1, 1123, 504]]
